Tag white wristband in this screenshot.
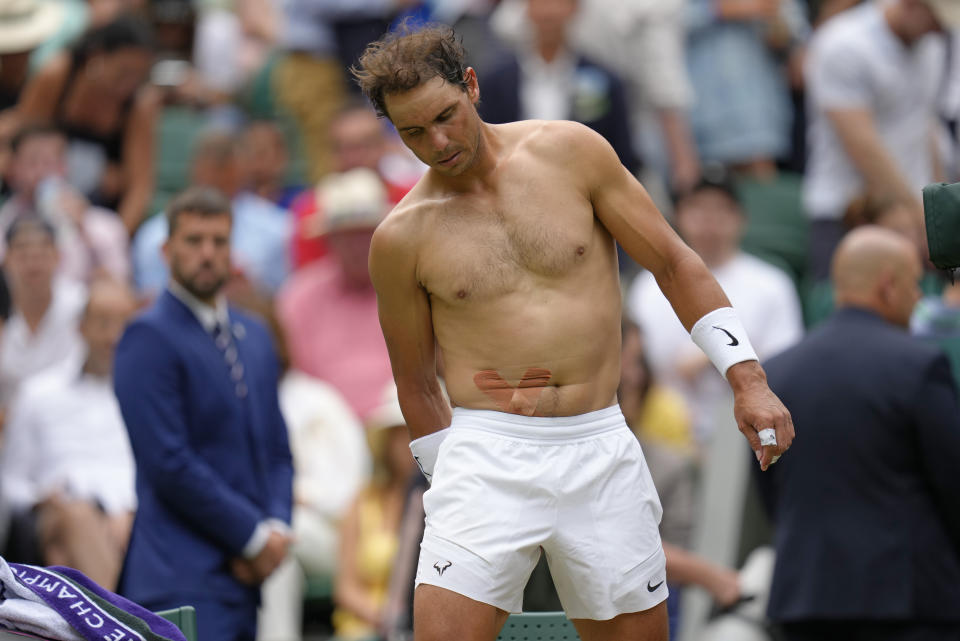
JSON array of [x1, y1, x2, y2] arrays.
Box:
[[690, 307, 759, 377], [409, 427, 451, 483]]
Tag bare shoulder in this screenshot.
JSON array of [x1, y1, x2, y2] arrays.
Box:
[[511, 120, 620, 176], [370, 183, 436, 267]]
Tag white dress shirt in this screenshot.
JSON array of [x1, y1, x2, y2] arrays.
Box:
[[0, 279, 86, 407], [0, 365, 136, 515]]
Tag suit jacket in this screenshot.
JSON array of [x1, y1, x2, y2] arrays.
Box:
[[478, 53, 638, 172], [114, 290, 293, 606], [762, 307, 960, 622]]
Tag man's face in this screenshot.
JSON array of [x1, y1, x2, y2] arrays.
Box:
[[4, 228, 58, 293], [675, 189, 743, 265], [386, 72, 482, 178], [528, 0, 578, 44], [331, 110, 387, 173], [163, 211, 232, 301], [242, 124, 288, 185], [80, 286, 136, 367], [10, 134, 66, 198]]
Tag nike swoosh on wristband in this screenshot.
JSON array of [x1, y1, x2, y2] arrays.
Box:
[[712, 326, 739, 346]]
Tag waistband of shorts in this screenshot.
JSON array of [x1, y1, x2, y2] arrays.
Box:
[[449, 405, 627, 441]]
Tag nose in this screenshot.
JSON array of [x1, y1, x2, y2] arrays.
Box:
[[430, 128, 449, 152]]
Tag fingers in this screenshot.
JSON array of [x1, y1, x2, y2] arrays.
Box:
[[757, 410, 795, 472]]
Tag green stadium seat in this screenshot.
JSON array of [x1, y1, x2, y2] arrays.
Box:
[[496, 612, 581, 641], [304, 573, 333, 601], [155, 605, 198, 641], [736, 172, 809, 285], [150, 106, 209, 215]]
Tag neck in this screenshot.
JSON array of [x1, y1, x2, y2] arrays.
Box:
[[435, 122, 502, 192], [83, 355, 111, 378], [536, 39, 564, 63], [171, 279, 218, 308], [17, 287, 53, 332], [884, 3, 921, 45], [700, 247, 737, 270], [252, 179, 281, 202]]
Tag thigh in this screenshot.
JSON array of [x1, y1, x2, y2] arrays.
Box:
[[413, 584, 509, 641], [571, 601, 669, 641]]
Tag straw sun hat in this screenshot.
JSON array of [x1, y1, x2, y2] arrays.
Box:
[[0, 0, 64, 55]]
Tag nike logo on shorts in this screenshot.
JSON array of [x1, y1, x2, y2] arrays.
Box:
[[647, 580, 664, 592]]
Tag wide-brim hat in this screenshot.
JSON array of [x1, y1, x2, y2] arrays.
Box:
[[0, 0, 64, 54], [926, 0, 960, 29], [317, 167, 388, 236]]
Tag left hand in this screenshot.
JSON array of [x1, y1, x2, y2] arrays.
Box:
[[728, 361, 794, 471]]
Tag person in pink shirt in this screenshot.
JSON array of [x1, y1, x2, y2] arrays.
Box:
[[276, 167, 393, 421]]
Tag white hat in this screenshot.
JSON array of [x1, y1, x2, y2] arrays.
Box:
[[367, 381, 406, 432], [927, 0, 960, 29], [317, 167, 388, 235], [0, 0, 64, 54]]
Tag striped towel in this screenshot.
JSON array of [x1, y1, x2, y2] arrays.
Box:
[[0, 557, 186, 641]]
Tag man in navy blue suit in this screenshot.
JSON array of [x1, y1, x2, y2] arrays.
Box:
[[114, 187, 294, 641], [762, 226, 960, 641]]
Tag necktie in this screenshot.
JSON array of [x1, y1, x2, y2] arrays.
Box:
[[213, 320, 247, 398]]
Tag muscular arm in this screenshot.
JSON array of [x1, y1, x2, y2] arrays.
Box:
[[369, 215, 451, 440], [581, 125, 728, 330], [574, 123, 793, 467]]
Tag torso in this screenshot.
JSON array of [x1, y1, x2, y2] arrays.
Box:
[[390, 121, 623, 417]]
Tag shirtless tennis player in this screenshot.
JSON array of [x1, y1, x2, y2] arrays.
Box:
[[354, 24, 794, 641]]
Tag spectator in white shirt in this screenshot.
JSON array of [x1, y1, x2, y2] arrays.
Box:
[[803, 0, 958, 279], [0, 217, 85, 409], [0, 277, 137, 590], [628, 168, 803, 443]]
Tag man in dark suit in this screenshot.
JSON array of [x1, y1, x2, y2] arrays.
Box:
[[761, 225, 960, 641], [114, 187, 294, 641], [478, 0, 637, 172]]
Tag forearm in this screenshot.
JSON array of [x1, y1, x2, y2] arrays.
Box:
[[663, 541, 739, 600], [653, 249, 732, 331], [118, 182, 152, 236], [397, 379, 451, 441], [658, 109, 699, 189], [834, 116, 921, 210]]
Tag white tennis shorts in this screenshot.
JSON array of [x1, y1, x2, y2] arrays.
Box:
[[415, 405, 668, 620]]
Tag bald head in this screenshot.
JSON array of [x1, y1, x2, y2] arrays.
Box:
[[832, 226, 922, 327]]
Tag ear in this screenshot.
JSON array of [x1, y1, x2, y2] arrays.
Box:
[[464, 67, 480, 104], [162, 238, 171, 266]]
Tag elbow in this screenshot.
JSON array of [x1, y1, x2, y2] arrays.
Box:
[[652, 245, 707, 293]]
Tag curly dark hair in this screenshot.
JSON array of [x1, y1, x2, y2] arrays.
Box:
[[351, 21, 469, 120]]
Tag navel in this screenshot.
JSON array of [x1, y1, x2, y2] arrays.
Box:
[[456, 289, 467, 299], [576, 246, 585, 256]]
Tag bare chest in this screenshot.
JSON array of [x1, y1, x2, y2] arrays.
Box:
[[417, 182, 598, 302]]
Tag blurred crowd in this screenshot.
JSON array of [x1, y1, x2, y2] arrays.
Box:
[[0, 0, 958, 640]]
